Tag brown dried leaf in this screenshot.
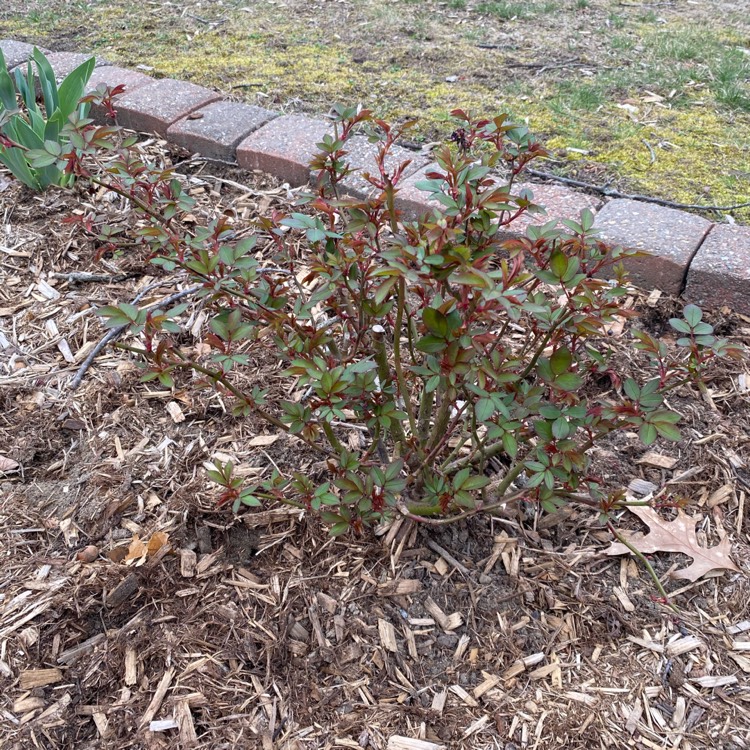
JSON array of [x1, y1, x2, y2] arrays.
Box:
[[0, 455, 20, 473], [124, 532, 169, 565], [606, 506, 739, 582]]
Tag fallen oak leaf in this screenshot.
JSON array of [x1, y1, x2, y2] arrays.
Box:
[[606, 505, 739, 582]]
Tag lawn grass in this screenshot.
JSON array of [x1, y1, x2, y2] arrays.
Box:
[[1, 0, 748, 218]]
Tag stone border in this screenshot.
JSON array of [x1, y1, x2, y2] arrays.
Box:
[[2, 39, 748, 315]]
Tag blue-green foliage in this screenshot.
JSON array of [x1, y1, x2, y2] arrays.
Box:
[[0, 47, 94, 190]]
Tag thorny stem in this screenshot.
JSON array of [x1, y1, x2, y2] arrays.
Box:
[[322, 421, 345, 454], [424, 385, 453, 455], [372, 327, 408, 451], [417, 389, 435, 441], [607, 521, 679, 613], [394, 278, 419, 442]]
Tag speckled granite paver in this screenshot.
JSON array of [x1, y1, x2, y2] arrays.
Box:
[[684, 224, 750, 315], [396, 164, 600, 231], [338, 136, 427, 199], [0, 39, 49, 68], [503, 182, 602, 235], [111, 79, 221, 137], [237, 114, 331, 186], [167, 101, 279, 162], [593, 199, 712, 295]]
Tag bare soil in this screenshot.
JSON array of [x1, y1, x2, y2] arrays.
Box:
[[1, 142, 750, 749]]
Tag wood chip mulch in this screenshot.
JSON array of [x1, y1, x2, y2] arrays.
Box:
[[1, 141, 750, 749]]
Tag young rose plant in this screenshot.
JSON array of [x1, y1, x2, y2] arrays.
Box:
[[26, 102, 739, 534]]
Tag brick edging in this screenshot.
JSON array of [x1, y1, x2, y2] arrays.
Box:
[[2, 39, 748, 315]]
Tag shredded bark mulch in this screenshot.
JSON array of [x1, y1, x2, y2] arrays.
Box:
[[1, 140, 749, 749]]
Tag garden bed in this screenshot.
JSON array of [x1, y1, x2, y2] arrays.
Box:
[[1, 138, 750, 749]]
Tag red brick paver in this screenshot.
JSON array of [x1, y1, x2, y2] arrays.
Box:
[[0, 39, 50, 69], [393, 161, 441, 219], [683, 224, 750, 315], [167, 101, 279, 162], [593, 199, 712, 295], [40, 52, 103, 81], [112, 79, 221, 137], [236, 114, 331, 186], [337, 136, 427, 199], [84, 66, 154, 124]]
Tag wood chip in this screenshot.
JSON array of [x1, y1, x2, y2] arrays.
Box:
[[473, 673, 500, 699], [175, 698, 198, 746], [19, 667, 63, 689], [637, 452, 677, 469], [378, 579, 422, 596], [378, 618, 398, 653], [57, 633, 107, 665], [13, 696, 46, 713], [431, 689, 447, 714], [249, 434, 279, 447], [124, 648, 138, 686], [707, 484, 733, 508], [691, 675, 738, 688], [140, 667, 175, 728], [180, 549, 197, 578], [106, 573, 140, 608], [613, 586, 635, 612], [628, 478, 658, 496], [92, 712, 111, 738], [387, 738, 446, 750], [166, 401, 186, 423], [150, 718, 179, 731], [666, 635, 703, 656], [0, 455, 20, 474], [448, 684, 478, 707]]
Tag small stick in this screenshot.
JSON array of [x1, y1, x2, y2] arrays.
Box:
[[426, 539, 472, 576], [608, 522, 678, 613], [51, 271, 136, 284], [69, 284, 201, 390]]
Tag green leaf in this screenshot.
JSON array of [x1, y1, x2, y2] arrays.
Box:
[[425, 375, 440, 393], [55, 56, 95, 121], [669, 318, 691, 334], [683, 304, 703, 328], [551, 416, 570, 439], [654, 422, 681, 441], [550, 347, 572, 376], [453, 467, 471, 490], [554, 372, 583, 391], [423, 308, 450, 338], [475, 397, 495, 423], [0, 48, 17, 110], [640, 423, 657, 446], [549, 251, 568, 279], [460, 474, 491, 491], [502, 431, 518, 458], [373, 277, 397, 305], [623, 378, 640, 400], [32, 48, 59, 116], [416, 334, 447, 353]]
